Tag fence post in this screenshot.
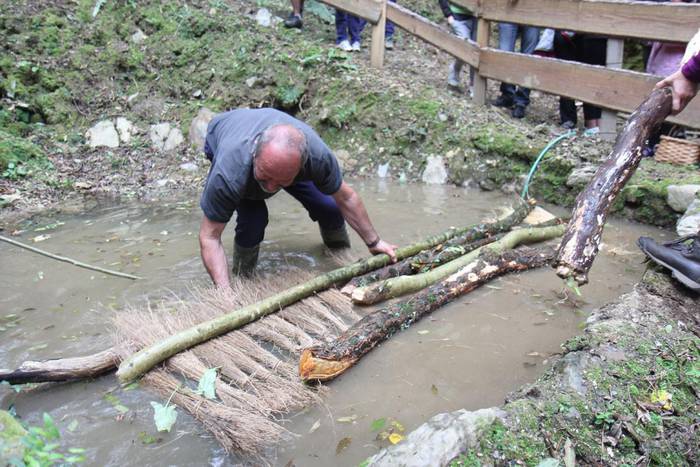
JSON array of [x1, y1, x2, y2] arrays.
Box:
[[600, 38, 624, 140], [370, 0, 386, 68], [472, 18, 490, 106]]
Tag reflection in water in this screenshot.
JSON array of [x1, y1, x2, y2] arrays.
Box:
[[0, 180, 669, 466]]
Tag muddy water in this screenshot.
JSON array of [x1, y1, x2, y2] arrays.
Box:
[[0, 181, 669, 466]]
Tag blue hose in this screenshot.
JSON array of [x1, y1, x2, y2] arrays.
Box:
[[521, 130, 576, 199]]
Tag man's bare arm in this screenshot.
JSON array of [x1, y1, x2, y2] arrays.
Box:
[[331, 181, 397, 261], [199, 216, 231, 288]]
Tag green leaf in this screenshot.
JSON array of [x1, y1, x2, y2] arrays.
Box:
[[196, 368, 218, 400], [67, 448, 86, 454], [565, 277, 582, 297], [42, 413, 60, 440], [151, 401, 177, 432], [67, 420, 79, 432], [370, 417, 386, 432], [536, 459, 560, 467]]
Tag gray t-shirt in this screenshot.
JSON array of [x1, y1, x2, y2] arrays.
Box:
[[200, 108, 343, 223]]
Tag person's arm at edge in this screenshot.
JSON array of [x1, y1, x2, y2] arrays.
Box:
[[199, 215, 231, 288], [331, 181, 397, 262], [655, 31, 700, 114]]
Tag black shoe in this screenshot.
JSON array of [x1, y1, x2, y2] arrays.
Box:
[[320, 225, 351, 249], [492, 95, 513, 108], [232, 243, 260, 277], [637, 235, 700, 291], [284, 13, 302, 28], [560, 120, 576, 130], [512, 105, 526, 119]]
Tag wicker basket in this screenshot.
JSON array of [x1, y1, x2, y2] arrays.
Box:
[[654, 135, 700, 165]]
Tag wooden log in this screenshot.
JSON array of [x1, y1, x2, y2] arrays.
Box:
[[116, 199, 531, 383], [0, 349, 119, 384], [554, 88, 672, 285], [352, 224, 564, 305], [342, 199, 533, 294], [299, 247, 555, 382]]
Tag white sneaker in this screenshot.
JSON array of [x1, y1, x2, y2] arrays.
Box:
[[447, 63, 460, 88], [337, 40, 352, 52], [351, 41, 361, 51]]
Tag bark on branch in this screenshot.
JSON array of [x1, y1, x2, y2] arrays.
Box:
[[299, 247, 556, 382], [554, 88, 673, 285], [0, 349, 119, 385]]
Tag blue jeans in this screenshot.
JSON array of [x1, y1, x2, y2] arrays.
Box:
[[335, 11, 365, 44], [450, 16, 477, 84], [235, 181, 345, 248], [498, 23, 540, 107]]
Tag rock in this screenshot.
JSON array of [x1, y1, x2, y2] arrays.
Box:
[[255, 8, 272, 27], [377, 162, 390, 178], [131, 28, 147, 43], [367, 408, 506, 467], [188, 107, 215, 151], [667, 184, 700, 213], [150, 123, 184, 152], [115, 117, 134, 144], [179, 162, 198, 172], [677, 199, 700, 236], [86, 120, 119, 148], [421, 156, 448, 185], [565, 163, 598, 187], [246, 76, 259, 88], [523, 206, 557, 225]]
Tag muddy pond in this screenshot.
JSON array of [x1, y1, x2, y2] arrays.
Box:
[[0, 180, 670, 466]]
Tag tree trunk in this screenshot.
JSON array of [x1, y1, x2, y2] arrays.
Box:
[[352, 224, 564, 305], [299, 247, 555, 382], [0, 349, 119, 384], [341, 198, 533, 294], [554, 87, 673, 285], [116, 198, 530, 383]]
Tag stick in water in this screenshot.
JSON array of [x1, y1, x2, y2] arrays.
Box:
[[0, 235, 142, 280]]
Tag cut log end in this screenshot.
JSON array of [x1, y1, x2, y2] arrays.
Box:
[[299, 348, 357, 382], [555, 264, 589, 286], [340, 283, 356, 296]]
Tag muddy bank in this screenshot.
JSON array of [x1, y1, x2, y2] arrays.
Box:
[[2, 0, 699, 231], [369, 269, 699, 466]]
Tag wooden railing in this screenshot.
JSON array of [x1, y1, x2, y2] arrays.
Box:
[[319, 0, 700, 130]]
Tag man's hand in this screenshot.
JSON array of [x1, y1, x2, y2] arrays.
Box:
[[199, 216, 231, 289], [655, 69, 699, 115], [369, 239, 398, 263]]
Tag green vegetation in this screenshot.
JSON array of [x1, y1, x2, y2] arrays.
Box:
[[0, 130, 51, 179]]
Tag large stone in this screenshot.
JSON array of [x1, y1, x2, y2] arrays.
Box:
[[565, 163, 598, 187], [86, 120, 119, 148], [368, 408, 506, 467], [188, 107, 215, 151], [115, 117, 134, 144], [667, 184, 700, 213], [677, 199, 700, 236], [255, 8, 272, 27], [421, 156, 448, 185], [131, 28, 148, 44], [150, 123, 183, 152]]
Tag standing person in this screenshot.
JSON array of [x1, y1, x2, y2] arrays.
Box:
[[492, 23, 540, 118], [335, 10, 365, 51], [284, 0, 304, 29], [553, 31, 607, 134], [199, 108, 397, 288], [438, 0, 476, 91], [637, 28, 700, 291]]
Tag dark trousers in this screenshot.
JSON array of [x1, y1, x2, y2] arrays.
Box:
[[235, 181, 345, 248], [554, 32, 607, 124], [335, 0, 394, 42]]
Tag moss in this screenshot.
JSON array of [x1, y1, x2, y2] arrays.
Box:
[[0, 130, 51, 178], [470, 127, 538, 161]]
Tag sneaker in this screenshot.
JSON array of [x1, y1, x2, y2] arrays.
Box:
[[492, 95, 513, 108], [583, 127, 600, 137], [337, 39, 352, 52], [447, 63, 460, 88], [385, 38, 394, 50], [351, 41, 361, 51], [284, 13, 302, 29], [512, 105, 526, 119], [560, 120, 576, 130], [637, 235, 700, 291]]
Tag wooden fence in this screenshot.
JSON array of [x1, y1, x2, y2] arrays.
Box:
[[318, 0, 700, 130]]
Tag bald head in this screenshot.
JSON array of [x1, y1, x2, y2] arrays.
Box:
[[253, 124, 308, 193]]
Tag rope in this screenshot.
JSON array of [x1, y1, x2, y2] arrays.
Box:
[[521, 130, 576, 200]]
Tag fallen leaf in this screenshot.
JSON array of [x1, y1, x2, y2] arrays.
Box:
[[337, 415, 358, 423], [196, 367, 218, 400], [335, 437, 352, 455], [67, 419, 79, 432], [308, 419, 321, 434], [370, 417, 386, 432], [151, 401, 177, 432], [32, 234, 51, 243], [431, 384, 438, 395], [417, 330, 429, 335], [650, 389, 673, 410], [388, 433, 404, 444]]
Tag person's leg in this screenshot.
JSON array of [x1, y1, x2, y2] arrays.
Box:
[[512, 26, 540, 112], [385, 0, 395, 48], [284, 181, 349, 248], [554, 31, 578, 126], [335, 10, 348, 44], [448, 18, 471, 87], [233, 199, 269, 275], [580, 36, 607, 129], [284, 0, 303, 28], [496, 23, 518, 106], [349, 14, 363, 46]]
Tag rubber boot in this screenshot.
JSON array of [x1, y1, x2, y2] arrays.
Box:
[[232, 243, 260, 277], [320, 225, 351, 249]]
